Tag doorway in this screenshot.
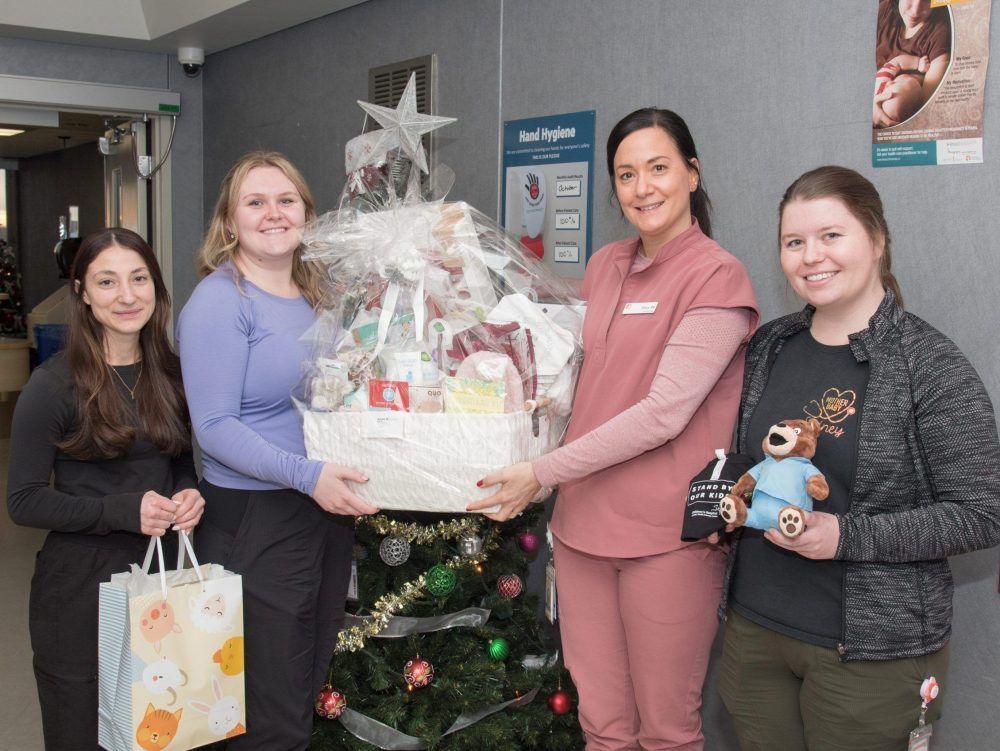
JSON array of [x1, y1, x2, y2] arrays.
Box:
[[0, 74, 179, 346]]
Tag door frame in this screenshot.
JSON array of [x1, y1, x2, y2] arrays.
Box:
[[0, 74, 179, 311]]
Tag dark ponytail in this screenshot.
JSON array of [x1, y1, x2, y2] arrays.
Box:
[[606, 108, 712, 238]]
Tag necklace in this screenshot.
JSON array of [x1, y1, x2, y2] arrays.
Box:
[[109, 361, 142, 401]]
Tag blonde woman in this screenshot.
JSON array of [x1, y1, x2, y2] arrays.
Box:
[[178, 151, 376, 749]]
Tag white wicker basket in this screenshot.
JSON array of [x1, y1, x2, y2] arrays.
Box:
[[302, 410, 561, 513]]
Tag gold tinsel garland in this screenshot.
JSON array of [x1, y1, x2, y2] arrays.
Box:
[[358, 514, 484, 545], [335, 524, 502, 653]]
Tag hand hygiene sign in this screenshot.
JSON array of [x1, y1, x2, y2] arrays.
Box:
[[502, 110, 595, 280]]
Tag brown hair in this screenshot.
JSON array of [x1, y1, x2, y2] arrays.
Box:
[[198, 150, 324, 306], [58, 228, 191, 459], [779, 165, 903, 307]]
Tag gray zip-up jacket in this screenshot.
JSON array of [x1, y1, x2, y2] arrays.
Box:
[[719, 290, 1000, 661]]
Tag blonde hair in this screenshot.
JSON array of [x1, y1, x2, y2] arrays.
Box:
[[198, 150, 325, 306]]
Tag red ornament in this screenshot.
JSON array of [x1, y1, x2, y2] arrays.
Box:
[[547, 689, 573, 715], [496, 573, 524, 598], [403, 655, 434, 689], [315, 685, 347, 719], [517, 531, 540, 554]]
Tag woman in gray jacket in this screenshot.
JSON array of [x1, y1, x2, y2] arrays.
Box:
[[717, 165, 1000, 750]]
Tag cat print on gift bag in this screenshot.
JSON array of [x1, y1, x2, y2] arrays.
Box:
[[188, 675, 246, 739], [135, 703, 183, 751], [212, 636, 245, 676], [139, 599, 182, 653]]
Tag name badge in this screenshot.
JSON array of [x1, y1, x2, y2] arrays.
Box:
[[622, 301, 658, 315]]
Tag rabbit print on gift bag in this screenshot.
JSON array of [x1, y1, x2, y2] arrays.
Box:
[[188, 675, 246, 739], [99, 533, 245, 750]]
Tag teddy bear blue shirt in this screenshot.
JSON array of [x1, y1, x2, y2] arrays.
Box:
[[740, 454, 824, 532]]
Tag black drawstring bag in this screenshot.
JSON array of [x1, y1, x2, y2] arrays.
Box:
[[681, 450, 756, 541]]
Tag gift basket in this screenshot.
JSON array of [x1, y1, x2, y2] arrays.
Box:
[[295, 79, 584, 513]]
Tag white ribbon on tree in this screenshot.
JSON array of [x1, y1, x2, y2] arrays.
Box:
[[342, 607, 490, 638], [337, 688, 540, 750]]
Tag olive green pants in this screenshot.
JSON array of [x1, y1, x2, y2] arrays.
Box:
[[719, 610, 949, 751]]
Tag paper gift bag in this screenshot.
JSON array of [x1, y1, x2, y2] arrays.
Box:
[[98, 533, 245, 751]]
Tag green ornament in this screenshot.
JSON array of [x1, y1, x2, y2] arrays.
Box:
[[425, 564, 457, 597], [488, 637, 510, 661]]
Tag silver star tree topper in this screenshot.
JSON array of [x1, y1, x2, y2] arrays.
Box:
[[357, 73, 456, 174]]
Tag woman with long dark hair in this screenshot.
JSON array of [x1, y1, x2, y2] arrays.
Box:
[[717, 166, 1000, 749], [471, 109, 759, 750], [179, 151, 376, 750], [7, 227, 203, 750]]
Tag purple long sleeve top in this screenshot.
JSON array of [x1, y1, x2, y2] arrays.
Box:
[[177, 266, 323, 495]]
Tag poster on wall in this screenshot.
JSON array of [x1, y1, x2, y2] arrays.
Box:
[[872, 0, 992, 168], [501, 110, 595, 280]]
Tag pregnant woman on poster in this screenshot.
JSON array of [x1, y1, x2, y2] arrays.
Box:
[[7, 228, 203, 751], [470, 108, 759, 750], [717, 166, 1000, 749]]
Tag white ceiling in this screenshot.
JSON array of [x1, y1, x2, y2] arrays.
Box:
[[0, 0, 368, 55]]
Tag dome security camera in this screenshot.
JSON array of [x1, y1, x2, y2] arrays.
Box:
[[178, 47, 205, 77]]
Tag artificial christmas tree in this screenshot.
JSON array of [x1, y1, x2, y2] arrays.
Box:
[[0, 238, 26, 336], [311, 510, 581, 750], [299, 75, 583, 749]]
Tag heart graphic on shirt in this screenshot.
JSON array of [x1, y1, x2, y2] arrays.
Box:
[[804, 388, 857, 424]]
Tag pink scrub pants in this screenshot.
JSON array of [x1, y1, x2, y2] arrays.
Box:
[[553, 537, 726, 751]]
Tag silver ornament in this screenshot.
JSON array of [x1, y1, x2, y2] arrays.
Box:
[[458, 535, 483, 556], [379, 536, 411, 566]]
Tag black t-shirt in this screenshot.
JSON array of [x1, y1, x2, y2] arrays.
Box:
[[730, 329, 868, 647]]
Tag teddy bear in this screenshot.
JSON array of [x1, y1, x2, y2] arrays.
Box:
[[718, 418, 829, 538]]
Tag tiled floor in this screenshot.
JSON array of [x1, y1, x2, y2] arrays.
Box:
[[0, 438, 46, 750]]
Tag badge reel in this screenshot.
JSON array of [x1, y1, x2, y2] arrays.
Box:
[[907, 676, 938, 751], [544, 524, 558, 624], [347, 551, 359, 602]]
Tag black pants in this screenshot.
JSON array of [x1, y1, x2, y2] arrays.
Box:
[[29, 531, 158, 751], [196, 481, 354, 751]]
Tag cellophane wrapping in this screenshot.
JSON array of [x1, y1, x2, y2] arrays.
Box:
[[295, 133, 583, 513]]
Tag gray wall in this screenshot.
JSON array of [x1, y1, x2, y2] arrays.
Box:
[[200, 2, 999, 747], [0, 34, 204, 318], [202, 0, 498, 222], [14, 141, 103, 309]]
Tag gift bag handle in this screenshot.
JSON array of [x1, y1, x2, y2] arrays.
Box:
[[140, 531, 205, 599], [175, 529, 204, 573], [140, 536, 169, 599], [710, 449, 728, 481]]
